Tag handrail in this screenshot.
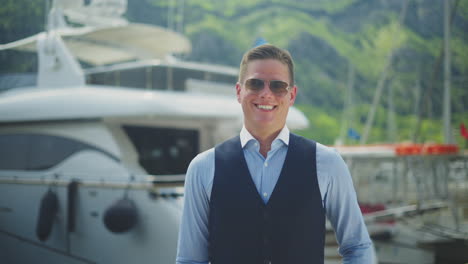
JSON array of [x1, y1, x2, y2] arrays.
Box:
[[0, 173, 185, 190], [395, 143, 459, 156]]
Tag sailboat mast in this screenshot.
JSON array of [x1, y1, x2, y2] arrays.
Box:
[[443, 0, 452, 143], [360, 0, 409, 145], [338, 62, 355, 145]]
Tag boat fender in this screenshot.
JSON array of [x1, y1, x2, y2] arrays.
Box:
[[67, 180, 80, 233], [36, 189, 59, 241], [103, 198, 138, 233]]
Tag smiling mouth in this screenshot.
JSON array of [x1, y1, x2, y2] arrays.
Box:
[[256, 104, 276, 110]]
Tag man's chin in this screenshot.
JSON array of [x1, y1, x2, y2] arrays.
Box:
[[252, 119, 283, 130]]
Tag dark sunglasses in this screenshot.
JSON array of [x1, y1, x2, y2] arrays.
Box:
[[244, 78, 290, 96]]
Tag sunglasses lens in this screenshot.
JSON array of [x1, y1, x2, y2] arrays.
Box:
[[244, 79, 289, 96], [245, 78, 265, 91], [270, 81, 289, 95]]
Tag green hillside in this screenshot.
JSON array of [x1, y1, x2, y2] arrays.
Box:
[[137, 0, 467, 146], [1, 0, 467, 146]]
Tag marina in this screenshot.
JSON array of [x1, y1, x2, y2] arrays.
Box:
[[335, 144, 468, 263], [1, 1, 467, 263]]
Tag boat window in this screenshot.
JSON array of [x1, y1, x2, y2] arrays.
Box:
[[171, 68, 204, 91], [87, 64, 237, 92], [119, 68, 146, 89], [0, 134, 118, 170], [123, 126, 199, 175], [151, 67, 168, 90]]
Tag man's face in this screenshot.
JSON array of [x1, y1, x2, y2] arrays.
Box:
[[236, 59, 297, 134]]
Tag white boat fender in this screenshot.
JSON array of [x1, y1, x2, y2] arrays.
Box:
[[103, 197, 138, 233], [36, 189, 59, 241]]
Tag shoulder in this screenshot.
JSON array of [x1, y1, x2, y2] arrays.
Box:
[[214, 136, 241, 154], [289, 133, 316, 154], [289, 134, 342, 160], [185, 148, 215, 195], [188, 148, 215, 173], [290, 133, 315, 145], [315, 142, 350, 177], [316, 142, 342, 161], [316, 142, 351, 181]]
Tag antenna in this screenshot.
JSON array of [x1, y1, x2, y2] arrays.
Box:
[[37, 2, 85, 87]]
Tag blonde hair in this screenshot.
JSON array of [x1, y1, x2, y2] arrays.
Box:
[[239, 44, 294, 86]]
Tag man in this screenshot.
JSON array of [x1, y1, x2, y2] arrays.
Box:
[[176, 44, 374, 263]]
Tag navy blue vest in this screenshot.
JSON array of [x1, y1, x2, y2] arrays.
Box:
[[209, 133, 325, 264]]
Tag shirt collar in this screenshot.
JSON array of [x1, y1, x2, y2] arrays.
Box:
[[240, 125, 290, 148]]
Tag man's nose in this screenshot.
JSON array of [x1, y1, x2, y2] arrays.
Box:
[[259, 81, 274, 97]]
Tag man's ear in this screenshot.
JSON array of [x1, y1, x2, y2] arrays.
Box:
[[289, 85, 297, 106], [236, 82, 242, 103]]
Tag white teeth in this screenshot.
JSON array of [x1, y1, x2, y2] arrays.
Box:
[[257, 105, 274, 110]]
